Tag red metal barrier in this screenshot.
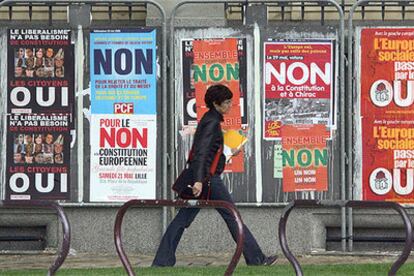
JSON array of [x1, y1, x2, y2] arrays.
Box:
[[279, 200, 413, 276], [114, 199, 245, 276], [0, 200, 71, 276]]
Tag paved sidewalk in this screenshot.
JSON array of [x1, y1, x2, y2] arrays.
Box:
[[1, 251, 414, 270]]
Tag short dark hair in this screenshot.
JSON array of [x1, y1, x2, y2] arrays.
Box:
[[204, 84, 233, 109]]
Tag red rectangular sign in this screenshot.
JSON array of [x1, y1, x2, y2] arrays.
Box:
[[282, 124, 329, 192], [192, 38, 244, 172], [114, 103, 134, 114], [263, 41, 334, 140]]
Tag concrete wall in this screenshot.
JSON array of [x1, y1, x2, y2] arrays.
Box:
[[2, 205, 411, 255], [0, 205, 315, 255]]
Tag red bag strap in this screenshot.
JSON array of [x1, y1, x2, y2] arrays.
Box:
[[186, 144, 223, 175], [186, 146, 194, 163], [209, 145, 223, 176]]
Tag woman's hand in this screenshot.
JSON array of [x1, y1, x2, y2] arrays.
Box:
[[189, 182, 203, 197], [231, 145, 244, 156]]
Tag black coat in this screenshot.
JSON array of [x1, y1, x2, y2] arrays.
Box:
[[189, 108, 226, 182]]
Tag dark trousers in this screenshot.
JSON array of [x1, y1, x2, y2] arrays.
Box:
[[152, 175, 266, 266]]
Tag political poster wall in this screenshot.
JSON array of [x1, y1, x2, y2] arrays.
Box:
[[263, 40, 335, 140], [89, 29, 157, 202], [6, 29, 74, 200], [358, 27, 414, 203]]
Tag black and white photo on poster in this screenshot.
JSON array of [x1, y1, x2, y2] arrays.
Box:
[[7, 29, 74, 115], [6, 29, 74, 200], [6, 114, 71, 200]]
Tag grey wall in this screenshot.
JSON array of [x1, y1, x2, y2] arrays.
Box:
[[2, 205, 411, 255]]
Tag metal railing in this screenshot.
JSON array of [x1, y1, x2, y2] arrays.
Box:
[[0, 200, 71, 276], [114, 199, 245, 276], [279, 200, 413, 276]]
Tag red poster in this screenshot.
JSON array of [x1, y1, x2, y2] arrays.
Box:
[[181, 38, 248, 127], [193, 38, 244, 172], [263, 41, 334, 140], [282, 124, 329, 192], [360, 28, 414, 202], [193, 39, 241, 128]]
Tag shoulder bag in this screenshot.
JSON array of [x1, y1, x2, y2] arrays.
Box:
[[172, 145, 223, 200]]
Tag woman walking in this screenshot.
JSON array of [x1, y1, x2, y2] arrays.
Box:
[[152, 84, 277, 267]]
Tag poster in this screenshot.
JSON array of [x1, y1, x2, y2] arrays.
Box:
[[90, 29, 156, 115], [6, 29, 73, 200], [193, 39, 241, 127], [263, 40, 334, 140], [89, 29, 157, 201], [359, 27, 414, 202], [186, 38, 244, 172], [7, 29, 74, 115], [181, 38, 247, 127], [89, 115, 156, 201], [282, 124, 329, 192], [274, 143, 283, 178]]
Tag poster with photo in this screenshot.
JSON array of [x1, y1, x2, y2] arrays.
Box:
[[6, 114, 71, 200], [7, 29, 74, 115], [359, 27, 414, 203], [6, 29, 74, 200], [263, 40, 335, 140], [89, 29, 157, 201]]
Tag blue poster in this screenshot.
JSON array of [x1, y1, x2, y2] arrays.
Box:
[[90, 29, 156, 115]]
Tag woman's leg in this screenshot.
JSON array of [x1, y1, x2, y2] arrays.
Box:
[[152, 207, 200, 266], [209, 175, 266, 265]]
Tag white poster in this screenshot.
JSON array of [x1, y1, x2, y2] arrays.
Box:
[[90, 114, 156, 201], [89, 29, 157, 202]]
